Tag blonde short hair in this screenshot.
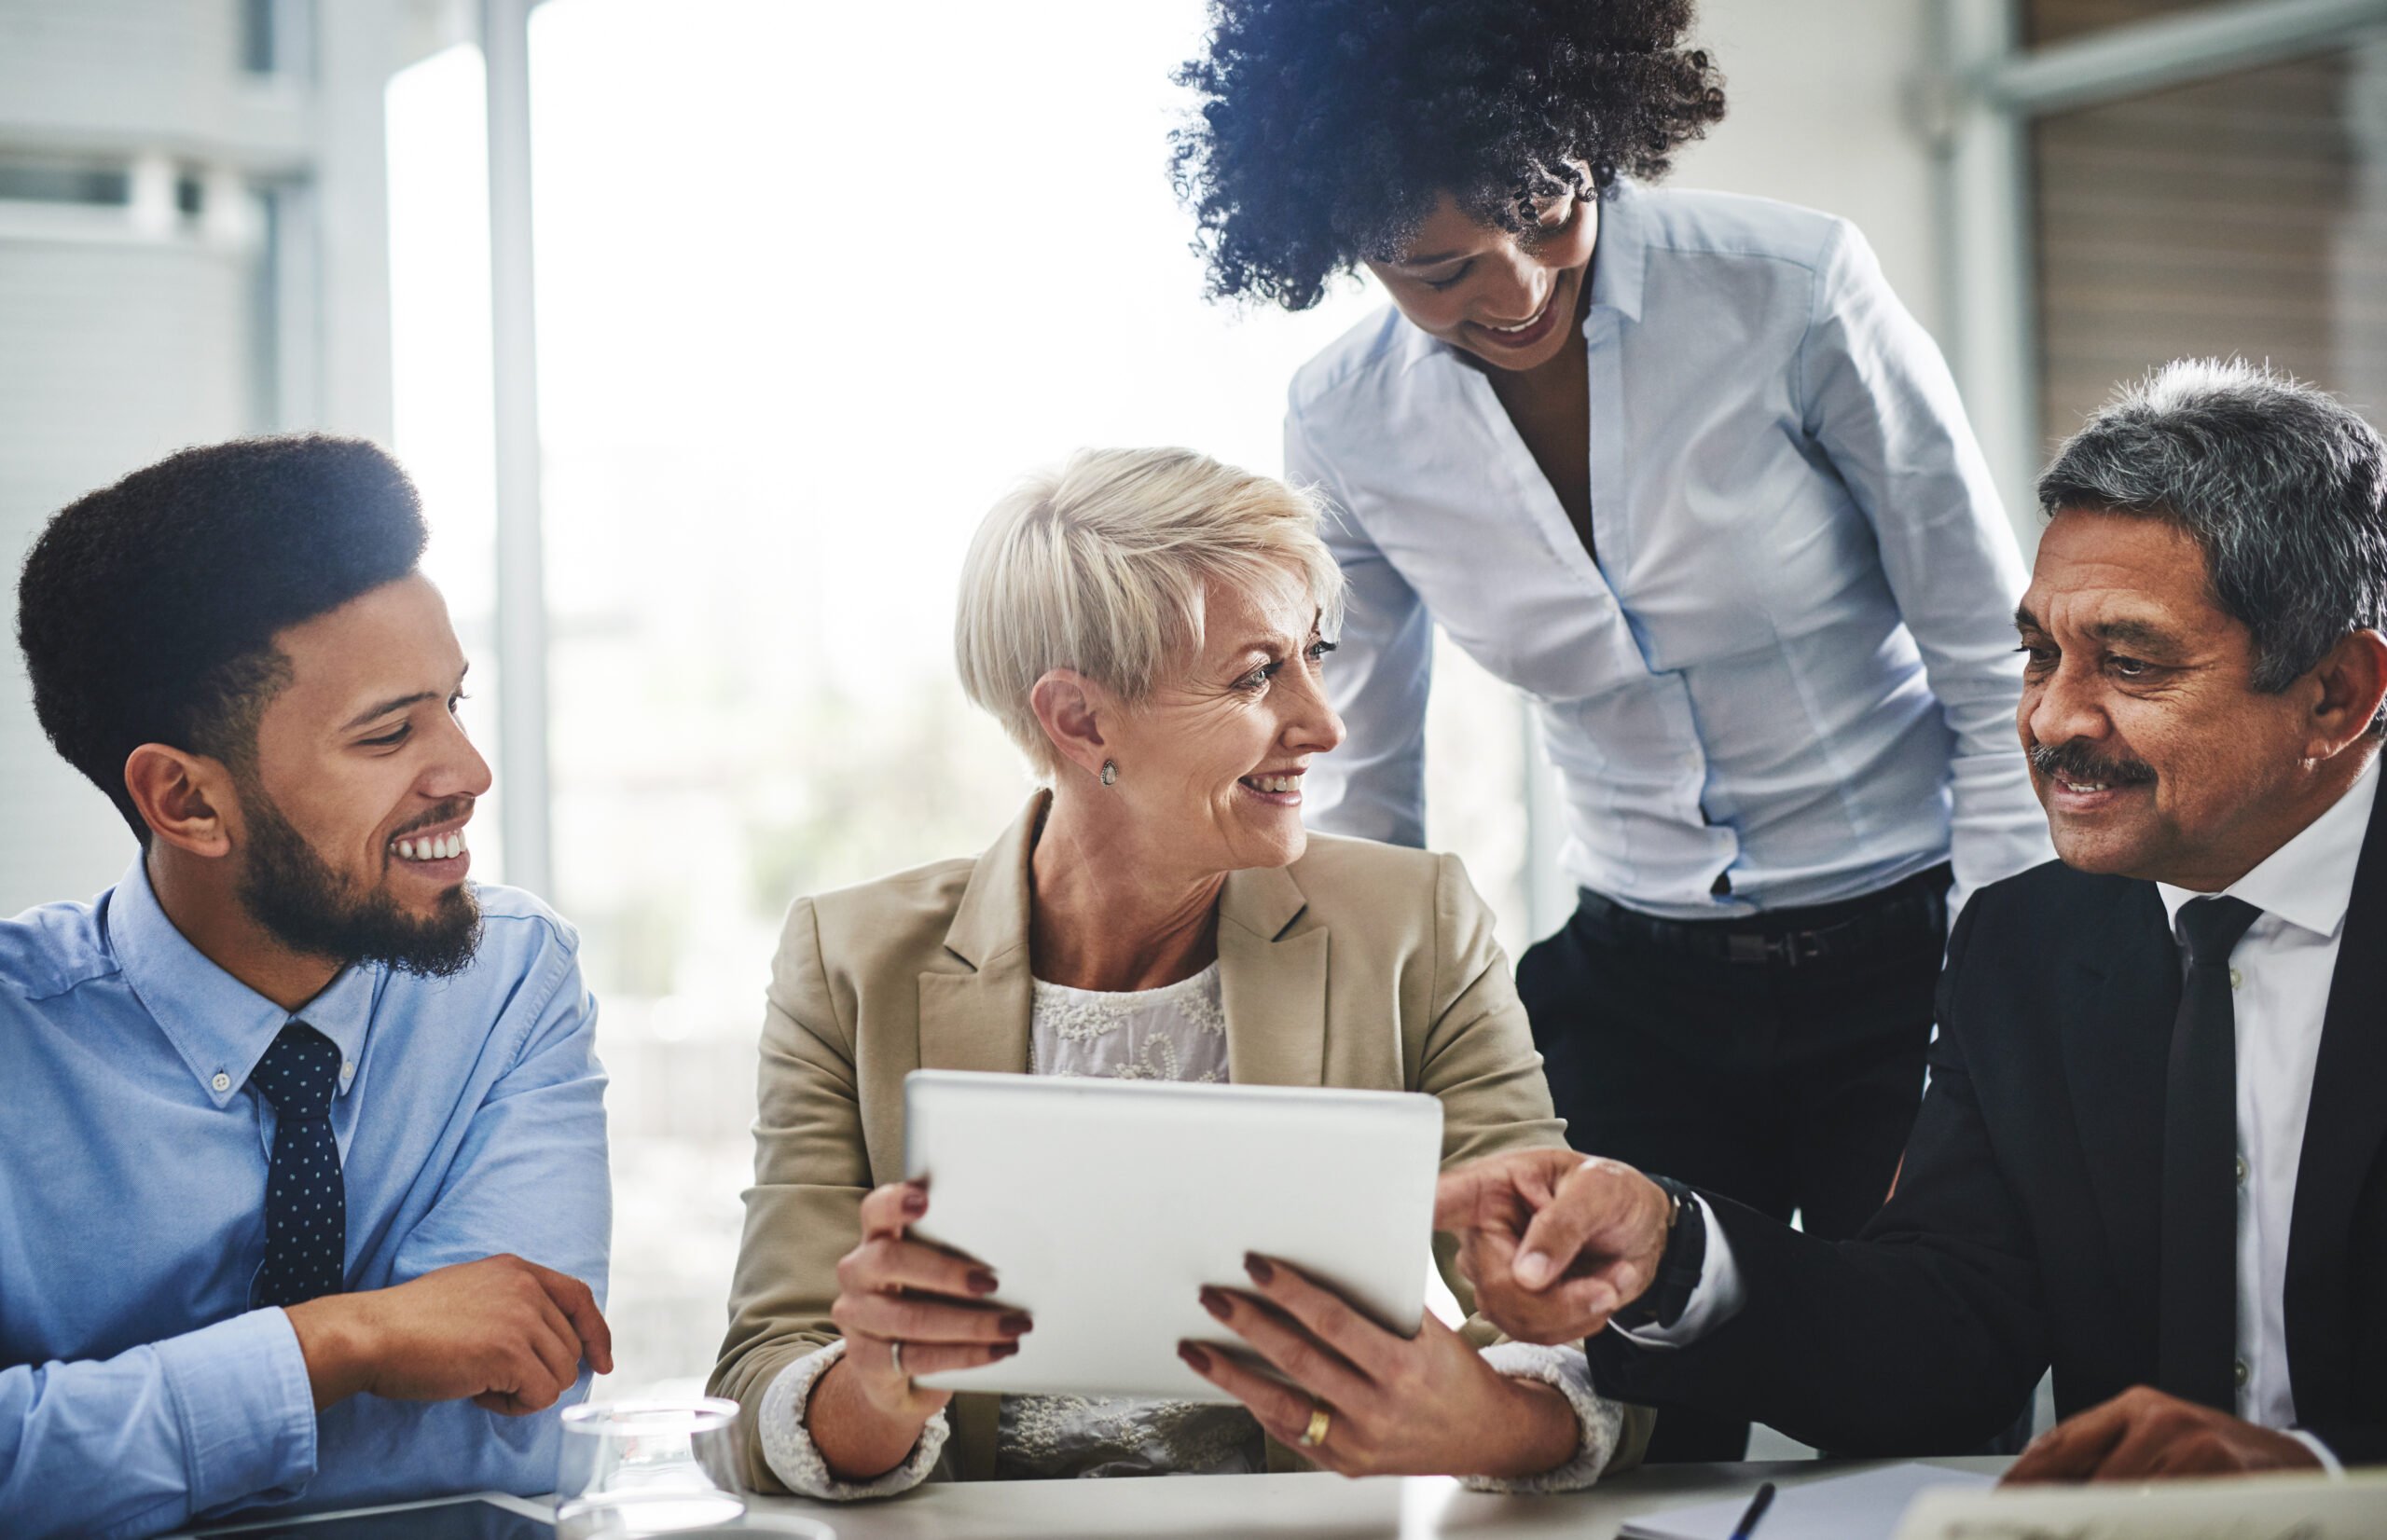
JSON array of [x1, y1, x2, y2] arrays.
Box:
[[955, 447, 1345, 777]]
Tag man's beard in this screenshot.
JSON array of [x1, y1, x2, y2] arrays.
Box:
[[235, 786, 482, 978]]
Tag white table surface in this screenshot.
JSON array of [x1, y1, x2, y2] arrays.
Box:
[[181, 1456, 2010, 1538], [734, 1456, 2011, 1540]]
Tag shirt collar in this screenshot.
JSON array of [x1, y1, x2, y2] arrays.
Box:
[[2158, 753, 2380, 942], [1586, 178, 1648, 323], [105, 855, 380, 1108], [1395, 179, 1651, 377]]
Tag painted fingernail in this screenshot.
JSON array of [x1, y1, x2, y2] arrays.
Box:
[[1516, 1251, 1554, 1288], [902, 1185, 929, 1217], [1000, 1313, 1033, 1337], [1199, 1286, 1233, 1321], [966, 1269, 999, 1295], [1243, 1253, 1275, 1285], [1178, 1342, 1212, 1374], [990, 1342, 1018, 1360]]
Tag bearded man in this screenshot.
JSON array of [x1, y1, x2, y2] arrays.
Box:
[[1, 436, 612, 1538]]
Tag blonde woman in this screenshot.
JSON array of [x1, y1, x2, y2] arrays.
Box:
[[710, 448, 1647, 1496]]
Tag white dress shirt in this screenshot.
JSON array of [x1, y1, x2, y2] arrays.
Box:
[[1288, 183, 2051, 917], [1644, 754, 2380, 1466], [758, 965, 1625, 1498], [2157, 753, 2378, 1440]]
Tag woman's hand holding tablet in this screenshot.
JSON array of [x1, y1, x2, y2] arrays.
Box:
[[807, 1179, 1030, 1482], [1179, 1253, 1580, 1480]]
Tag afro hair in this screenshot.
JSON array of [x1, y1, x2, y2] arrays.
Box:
[[1172, 0, 1727, 309]]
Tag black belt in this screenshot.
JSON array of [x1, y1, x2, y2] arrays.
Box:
[[1572, 863, 1950, 970]]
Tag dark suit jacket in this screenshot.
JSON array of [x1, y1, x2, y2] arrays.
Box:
[[1587, 780, 2387, 1465]]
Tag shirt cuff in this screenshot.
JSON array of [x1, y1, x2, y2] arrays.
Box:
[[756, 1340, 948, 1500], [1459, 1342, 1626, 1494], [153, 1308, 318, 1514], [2286, 1428, 2345, 1478], [1613, 1196, 1745, 1349]]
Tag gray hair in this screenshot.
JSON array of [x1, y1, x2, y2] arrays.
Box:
[[955, 447, 1345, 778], [2038, 359, 2387, 723]]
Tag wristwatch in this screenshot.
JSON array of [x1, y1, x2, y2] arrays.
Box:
[[1609, 1174, 1706, 1331]]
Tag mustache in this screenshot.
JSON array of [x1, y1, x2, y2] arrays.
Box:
[[391, 798, 476, 840], [2031, 741, 2157, 787]]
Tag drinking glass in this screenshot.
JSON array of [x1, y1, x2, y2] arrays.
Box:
[[554, 1398, 746, 1537]]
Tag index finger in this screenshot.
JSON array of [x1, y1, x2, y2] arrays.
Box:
[[1433, 1148, 1577, 1234], [858, 1178, 929, 1241], [523, 1261, 615, 1376], [1240, 1255, 1402, 1381]]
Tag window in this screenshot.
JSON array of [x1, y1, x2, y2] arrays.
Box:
[[2034, 29, 2387, 447], [390, 0, 1546, 1394]]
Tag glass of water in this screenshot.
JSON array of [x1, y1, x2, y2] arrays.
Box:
[[555, 1398, 747, 1538]]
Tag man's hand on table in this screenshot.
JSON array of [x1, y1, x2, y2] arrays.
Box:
[[1433, 1149, 1673, 1343], [284, 1253, 614, 1414], [2003, 1386, 2325, 1483]]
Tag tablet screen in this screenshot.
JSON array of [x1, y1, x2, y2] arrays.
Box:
[[198, 1497, 553, 1540]]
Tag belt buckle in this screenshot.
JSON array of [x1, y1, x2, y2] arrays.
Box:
[[1726, 933, 1770, 966], [1773, 930, 1828, 969]]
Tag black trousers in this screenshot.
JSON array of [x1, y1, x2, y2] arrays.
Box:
[[1516, 867, 1949, 1463]]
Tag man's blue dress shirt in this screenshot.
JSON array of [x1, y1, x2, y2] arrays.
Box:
[[0, 857, 610, 1539]]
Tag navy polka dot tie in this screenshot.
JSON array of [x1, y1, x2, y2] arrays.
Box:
[[249, 1022, 348, 1309]]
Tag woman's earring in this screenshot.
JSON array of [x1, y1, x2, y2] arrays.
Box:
[[1100, 760, 1118, 787]]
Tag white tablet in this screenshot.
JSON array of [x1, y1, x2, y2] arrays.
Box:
[[903, 1069, 1444, 1402]]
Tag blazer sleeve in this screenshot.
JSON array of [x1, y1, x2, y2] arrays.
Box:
[[709, 896, 873, 1492], [1583, 898, 2048, 1452], [1414, 853, 1656, 1473]]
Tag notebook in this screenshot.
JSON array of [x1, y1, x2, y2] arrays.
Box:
[[1620, 1464, 1995, 1540]]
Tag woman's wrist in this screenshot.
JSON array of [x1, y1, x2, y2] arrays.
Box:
[[1466, 1373, 1582, 1479], [807, 1351, 934, 1482]]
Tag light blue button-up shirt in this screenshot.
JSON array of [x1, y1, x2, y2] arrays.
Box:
[[0, 858, 610, 1540], [1289, 183, 2052, 918]]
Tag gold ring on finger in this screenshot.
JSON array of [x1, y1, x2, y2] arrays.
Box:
[[1298, 1405, 1332, 1449]]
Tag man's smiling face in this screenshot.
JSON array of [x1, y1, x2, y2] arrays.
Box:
[[2015, 510, 2320, 888]]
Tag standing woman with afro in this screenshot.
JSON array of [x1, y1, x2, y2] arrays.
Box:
[[1174, 0, 2051, 1462]]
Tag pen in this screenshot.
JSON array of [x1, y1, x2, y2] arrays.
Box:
[[1726, 1480, 1775, 1540]]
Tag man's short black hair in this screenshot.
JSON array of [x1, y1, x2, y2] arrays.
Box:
[[1172, 0, 1728, 310], [17, 433, 429, 843]]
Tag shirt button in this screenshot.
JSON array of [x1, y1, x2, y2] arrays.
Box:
[[340, 1061, 355, 1081], [211, 1071, 231, 1093], [2235, 1155, 2249, 1187], [2233, 1358, 2250, 1388], [2229, 968, 2243, 990]]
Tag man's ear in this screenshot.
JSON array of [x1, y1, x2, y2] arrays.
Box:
[[2306, 629, 2387, 761], [124, 744, 237, 859], [1028, 669, 1111, 783]]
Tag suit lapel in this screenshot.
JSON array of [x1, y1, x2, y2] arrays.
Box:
[[1218, 861, 1328, 1087], [916, 797, 1040, 1078], [2060, 880, 2179, 1326], [2285, 779, 2387, 1424]]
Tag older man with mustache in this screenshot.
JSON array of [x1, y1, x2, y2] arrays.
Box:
[[1435, 360, 2387, 1478]]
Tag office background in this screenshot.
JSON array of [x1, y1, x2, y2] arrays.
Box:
[[1, 0, 2380, 1414]]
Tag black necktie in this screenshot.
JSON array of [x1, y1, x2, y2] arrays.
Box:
[[249, 1022, 348, 1309], [2159, 895, 2260, 1409]]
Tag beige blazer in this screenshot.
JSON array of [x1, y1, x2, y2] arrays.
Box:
[[710, 793, 1650, 1488]]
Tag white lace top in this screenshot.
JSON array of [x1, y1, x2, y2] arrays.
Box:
[[755, 961, 1622, 1497]]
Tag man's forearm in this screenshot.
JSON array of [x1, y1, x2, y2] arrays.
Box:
[[0, 1312, 317, 1540]]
